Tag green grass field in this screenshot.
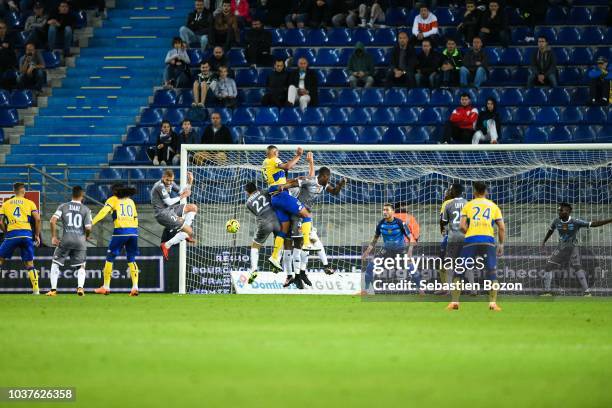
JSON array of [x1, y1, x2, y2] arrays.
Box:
[[1, 295, 611, 408]]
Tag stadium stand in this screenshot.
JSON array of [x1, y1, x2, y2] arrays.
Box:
[[0, 0, 609, 202]]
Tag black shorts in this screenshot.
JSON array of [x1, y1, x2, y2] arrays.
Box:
[[548, 246, 582, 269]]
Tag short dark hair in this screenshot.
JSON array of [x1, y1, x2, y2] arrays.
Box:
[[244, 181, 257, 194], [114, 185, 137, 198], [72, 185, 84, 198], [181, 119, 191, 125], [559, 202, 572, 211], [318, 166, 331, 177], [466, 0, 475, 4], [274, 58, 285, 64], [267, 145, 277, 152], [421, 39, 431, 46], [450, 182, 464, 197], [383, 203, 394, 210], [446, 38, 456, 44], [538, 35, 548, 42], [473, 181, 487, 194], [163, 169, 174, 177], [25, 42, 36, 48], [460, 92, 471, 99], [161, 120, 171, 127], [472, 35, 481, 41], [419, 5, 429, 10], [13, 182, 25, 192]]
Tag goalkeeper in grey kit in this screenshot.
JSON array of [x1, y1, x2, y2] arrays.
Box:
[[541, 202, 612, 296]]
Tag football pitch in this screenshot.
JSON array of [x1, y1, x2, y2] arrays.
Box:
[[1, 295, 611, 408]]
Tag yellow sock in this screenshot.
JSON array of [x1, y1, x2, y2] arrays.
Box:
[[103, 261, 113, 289], [489, 280, 498, 304], [128, 262, 139, 289], [301, 221, 312, 246], [451, 276, 461, 303], [28, 269, 39, 292], [271, 236, 284, 261]]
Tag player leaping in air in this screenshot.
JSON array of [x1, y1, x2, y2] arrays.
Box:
[[448, 181, 505, 311], [262, 145, 313, 285], [277, 152, 346, 286], [540, 203, 612, 296], [47, 186, 92, 296], [0, 182, 41, 295], [91, 184, 140, 296], [152, 169, 197, 261]]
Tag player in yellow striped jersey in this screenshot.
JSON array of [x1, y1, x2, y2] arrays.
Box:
[[448, 181, 505, 311], [91, 184, 140, 296], [0, 183, 41, 294]]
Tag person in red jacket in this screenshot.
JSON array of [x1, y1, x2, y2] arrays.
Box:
[[231, 0, 251, 27], [441, 93, 478, 144]]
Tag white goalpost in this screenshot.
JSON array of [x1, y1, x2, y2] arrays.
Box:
[[180, 143, 612, 296]]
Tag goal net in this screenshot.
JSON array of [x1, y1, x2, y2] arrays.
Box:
[[180, 144, 612, 296]]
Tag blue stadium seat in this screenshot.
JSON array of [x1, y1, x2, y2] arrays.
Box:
[[485, 48, 501, 65], [257, 69, 272, 85], [567, 7, 592, 24], [302, 107, 326, 125], [153, 89, 177, 107], [293, 48, 316, 64], [570, 87, 590, 105], [288, 126, 311, 143], [371, 107, 396, 125], [435, 7, 458, 25], [318, 89, 336, 106], [523, 88, 547, 106], [406, 88, 429, 105], [478, 89, 500, 106], [242, 126, 266, 143], [383, 88, 407, 105], [352, 28, 375, 45], [267, 126, 288, 142], [326, 69, 349, 86], [497, 107, 513, 123], [6, 11, 22, 29], [327, 28, 351, 45], [243, 89, 264, 106], [335, 89, 360, 106], [561, 106, 582, 124], [360, 126, 384, 144], [348, 108, 372, 125], [430, 89, 453, 106], [506, 7, 523, 25], [385, 8, 407, 26], [362, 88, 384, 105], [164, 108, 185, 124], [548, 126, 572, 143], [227, 49, 247, 66], [307, 29, 328, 46], [187, 49, 205, 65], [582, 27, 605, 45], [570, 48, 593, 64], [547, 88, 570, 106], [510, 27, 529, 45], [146, 168, 165, 180], [270, 29, 283, 45], [86, 185, 111, 203], [524, 126, 549, 143], [0, 90, 9, 106], [139, 108, 163, 125], [335, 127, 360, 144], [394, 107, 419, 125], [283, 29, 306, 45], [545, 6, 567, 24], [501, 126, 523, 143], [584, 107, 606, 124], [235, 68, 259, 86], [278, 108, 302, 125], [557, 27, 581, 45], [374, 28, 396, 45], [551, 48, 570, 65], [337, 48, 353, 66], [9, 90, 33, 108], [514, 107, 535, 124], [407, 127, 430, 144], [316, 69, 328, 85], [592, 6, 608, 24], [382, 126, 406, 144], [127, 168, 146, 181], [74, 10, 87, 29], [489, 68, 511, 84], [510, 67, 529, 85], [419, 108, 443, 125], [231, 108, 255, 125], [99, 168, 125, 180], [177, 90, 194, 106], [42, 51, 61, 68], [272, 48, 291, 60], [125, 127, 151, 145], [535, 107, 560, 125], [254, 107, 279, 125], [572, 126, 596, 142], [498, 48, 523, 65], [535, 27, 558, 43], [112, 146, 138, 164], [311, 126, 337, 143], [368, 48, 387, 66], [316, 49, 340, 66], [325, 107, 349, 125], [559, 67, 583, 85]]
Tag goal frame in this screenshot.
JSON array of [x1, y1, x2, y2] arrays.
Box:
[[179, 143, 612, 294]]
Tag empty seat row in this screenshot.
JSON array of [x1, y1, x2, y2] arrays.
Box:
[[0, 108, 19, 127], [3, 10, 87, 30], [98, 167, 181, 181], [0, 90, 34, 109]]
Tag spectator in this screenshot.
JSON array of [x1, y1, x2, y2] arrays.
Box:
[[47, 1, 75, 56], [331, 0, 358, 27], [287, 57, 318, 109], [285, 0, 312, 29], [256, 0, 290, 27], [460, 36, 488, 88], [442, 93, 478, 144], [415, 39, 441, 88], [386, 31, 416, 88], [164, 37, 191, 88], [193, 61, 216, 107], [193, 112, 233, 165], [356, 0, 385, 28], [207, 45, 229, 74], [478, 0, 508, 47], [527, 36, 557, 87], [230, 0, 250, 26], [457, 0, 481, 44], [210, 65, 237, 108], [0, 20, 17, 90], [348, 41, 374, 88], [210, 0, 240, 50], [411, 5, 440, 48], [309, 0, 331, 27], [245, 18, 272, 68], [17, 42, 46, 92], [440, 38, 462, 87], [24, 2, 47, 48], [262, 58, 289, 106], [587, 56, 609, 106], [472, 97, 500, 144], [172, 119, 199, 164], [179, 0, 211, 51], [152, 120, 178, 166]]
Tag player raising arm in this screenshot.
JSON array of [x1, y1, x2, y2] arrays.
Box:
[[448, 181, 505, 311], [153, 169, 197, 261], [47, 186, 92, 296], [91, 184, 140, 296], [540, 203, 612, 296], [0, 182, 41, 294]]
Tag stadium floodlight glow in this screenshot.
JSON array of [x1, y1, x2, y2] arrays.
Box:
[[180, 143, 612, 295]]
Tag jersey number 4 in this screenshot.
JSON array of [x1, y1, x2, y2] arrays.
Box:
[[12, 207, 21, 218], [472, 207, 491, 221]]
